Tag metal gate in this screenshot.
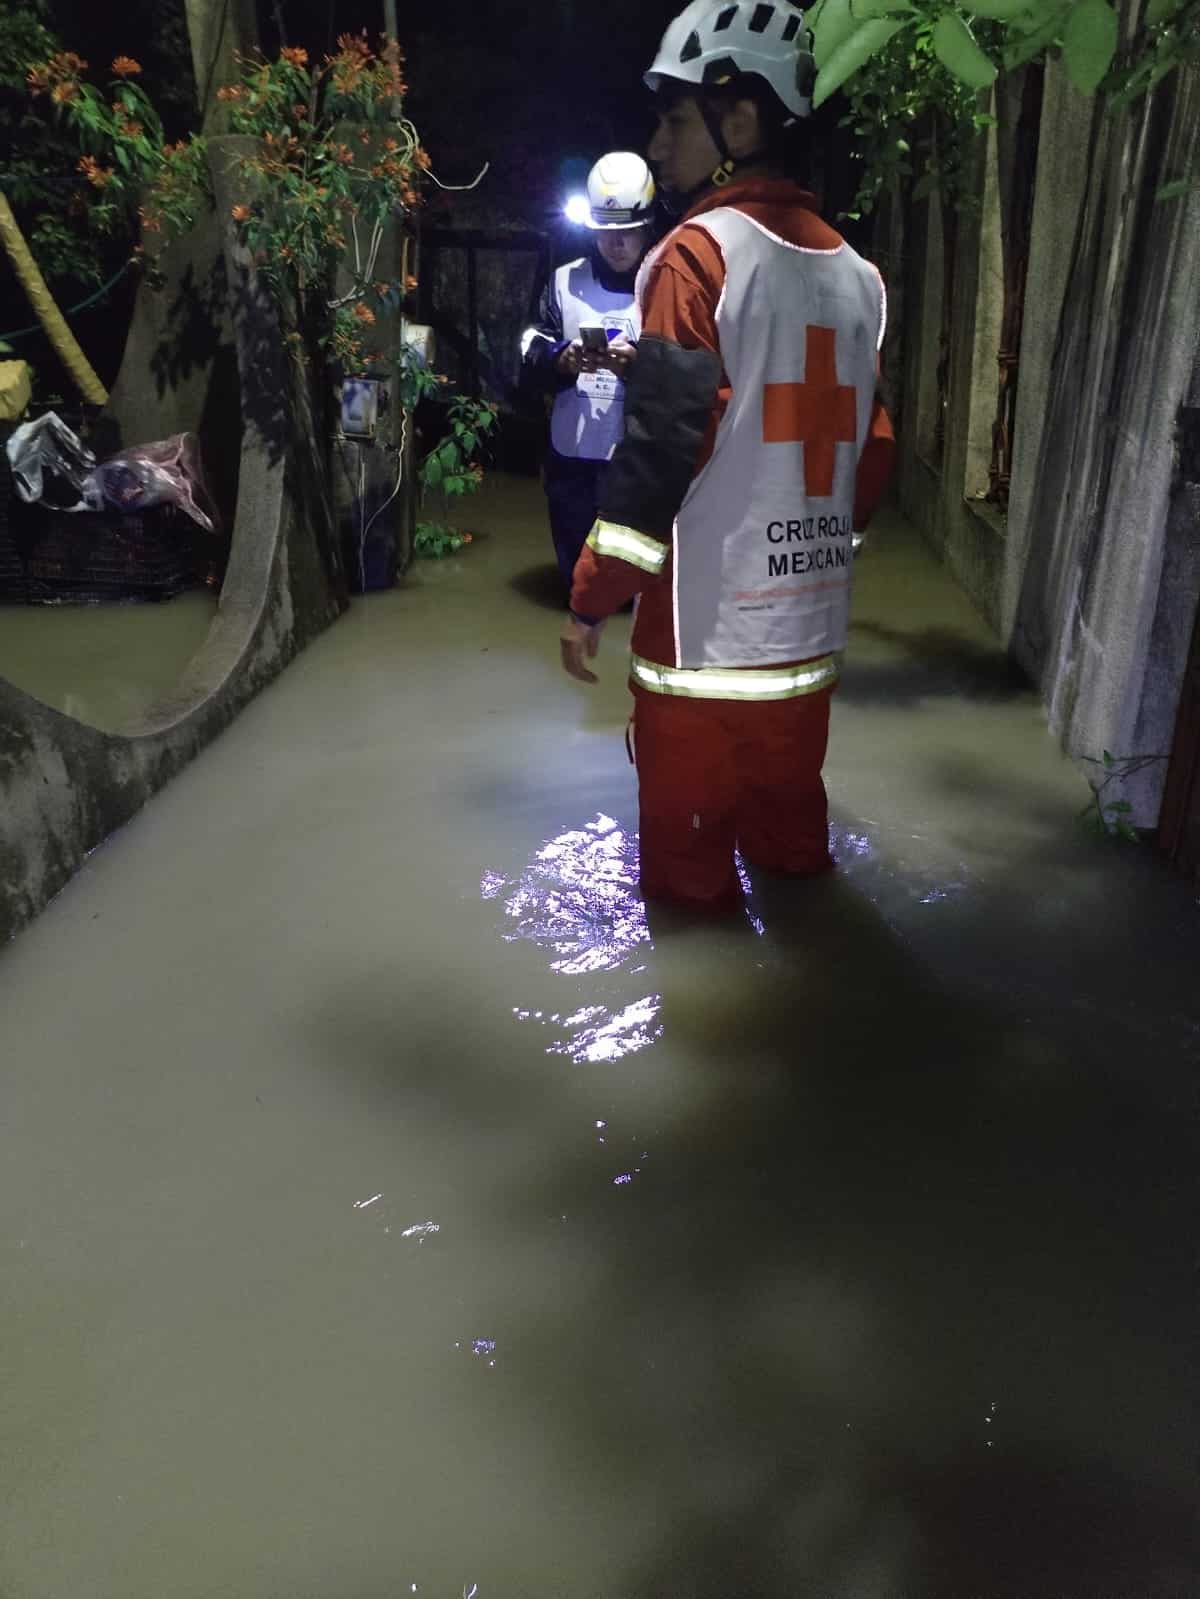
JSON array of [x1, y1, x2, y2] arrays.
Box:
[[416, 228, 551, 405]]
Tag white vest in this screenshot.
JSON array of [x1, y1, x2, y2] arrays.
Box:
[[550, 258, 641, 462], [644, 208, 885, 668]]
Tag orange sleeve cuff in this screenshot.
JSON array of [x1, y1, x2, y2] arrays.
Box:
[[569, 542, 649, 622]]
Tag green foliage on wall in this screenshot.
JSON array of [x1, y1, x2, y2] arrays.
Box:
[[810, 0, 1199, 214]]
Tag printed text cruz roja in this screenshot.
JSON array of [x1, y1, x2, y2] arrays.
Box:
[[764, 514, 853, 578]]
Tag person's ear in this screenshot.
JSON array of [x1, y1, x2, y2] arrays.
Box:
[[723, 97, 763, 160]]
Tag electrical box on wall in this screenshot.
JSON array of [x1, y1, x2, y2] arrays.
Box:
[[340, 378, 383, 441], [402, 324, 436, 372]]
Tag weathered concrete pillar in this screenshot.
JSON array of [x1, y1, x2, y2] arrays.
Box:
[[185, 0, 259, 135], [1008, 58, 1200, 824], [0, 137, 347, 946], [1002, 60, 1093, 646]]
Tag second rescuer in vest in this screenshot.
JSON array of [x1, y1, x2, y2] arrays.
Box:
[[521, 154, 657, 595], [559, 0, 897, 913]]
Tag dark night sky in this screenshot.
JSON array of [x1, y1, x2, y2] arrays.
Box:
[[262, 0, 856, 229], [9, 0, 867, 382], [42, 0, 861, 229], [273, 0, 692, 225]]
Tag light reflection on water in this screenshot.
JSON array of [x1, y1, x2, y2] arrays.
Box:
[[919, 882, 967, 905], [831, 824, 873, 861], [512, 996, 663, 1066], [830, 821, 970, 915], [485, 815, 661, 1068], [549, 995, 663, 1065], [484, 813, 649, 976], [484, 812, 967, 1068]]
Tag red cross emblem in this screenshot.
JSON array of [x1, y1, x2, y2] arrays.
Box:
[[762, 325, 857, 498]]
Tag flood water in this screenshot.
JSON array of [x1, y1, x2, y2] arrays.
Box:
[[0, 589, 216, 732], [1, 475, 1197, 1597]]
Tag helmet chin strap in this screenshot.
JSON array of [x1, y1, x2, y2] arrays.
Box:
[[700, 92, 774, 191], [699, 97, 736, 188], [654, 90, 770, 213], [658, 145, 762, 214]]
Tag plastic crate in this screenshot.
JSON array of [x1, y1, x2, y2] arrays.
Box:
[[10, 502, 206, 605]]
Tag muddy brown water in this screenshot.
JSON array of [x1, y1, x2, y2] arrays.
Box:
[[0, 589, 217, 733], [1, 475, 1197, 1597]]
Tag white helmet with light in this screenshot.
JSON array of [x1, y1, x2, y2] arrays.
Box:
[[645, 0, 816, 122], [584, 151, 657, 229]]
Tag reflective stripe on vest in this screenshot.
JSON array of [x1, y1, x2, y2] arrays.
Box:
[[630, 652, 839, 701], [587, 519, 668, 574]]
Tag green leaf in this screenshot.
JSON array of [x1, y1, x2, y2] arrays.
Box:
[[813, 0, 858, 67], [423, 455, 443, 488], [1102, 748, 1114, 766], [958, 0, 1038, 16], [849, 0, 917, 15], [998, 3, 1068, 61], [813, 19, 907, 106], [1116, 821, 1140, 843], [1144, 0, 1181, 23], [932, 12, 998, 88], [1063, 0, 1118, 93], [1156, 178, 1195, 201]]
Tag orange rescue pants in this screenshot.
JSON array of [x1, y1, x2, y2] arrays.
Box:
[[631, 683, 835, 912]]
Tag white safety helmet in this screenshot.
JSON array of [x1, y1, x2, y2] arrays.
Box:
[[585, 151, 657, 229], [645, 0, 816, 122]]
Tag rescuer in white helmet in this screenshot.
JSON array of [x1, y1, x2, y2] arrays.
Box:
[[559, 1, 897, 913], [520, 152, 659, 595]]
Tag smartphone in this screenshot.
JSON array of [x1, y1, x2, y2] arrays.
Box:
[[579, 325, 609, 353]]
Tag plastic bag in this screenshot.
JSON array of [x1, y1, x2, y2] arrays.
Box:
[[5, 415, 219, 532], [85, 432, 218, 533], [5, 411, 96, 510]]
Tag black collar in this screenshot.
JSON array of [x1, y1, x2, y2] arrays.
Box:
[[590, 246, 641, 293]]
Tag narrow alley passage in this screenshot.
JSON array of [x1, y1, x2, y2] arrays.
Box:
[[1, 475, 1197, 1597]]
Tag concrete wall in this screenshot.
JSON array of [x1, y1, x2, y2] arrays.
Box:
[[1001, 63, 1093, 642], [0, 139, 347, 946], [894, 61, 1200, 829], [895, 109, 1010, 635], [1009, 65, 1200, 824]]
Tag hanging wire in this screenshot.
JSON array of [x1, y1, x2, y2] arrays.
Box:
[[360, 406, 407, 552], [426, 161, 490, 193], [0, 260, 134, 344]]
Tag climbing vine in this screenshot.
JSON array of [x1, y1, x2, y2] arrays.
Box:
[[25, 32, 499, 558], [1079, 750, 1169, 839], [26, 34, 429, 345], [832, 26, 994, 218], [21, 44, 208, 277], [810, 0, 1199, 214], [216, 36, 427, 345]]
